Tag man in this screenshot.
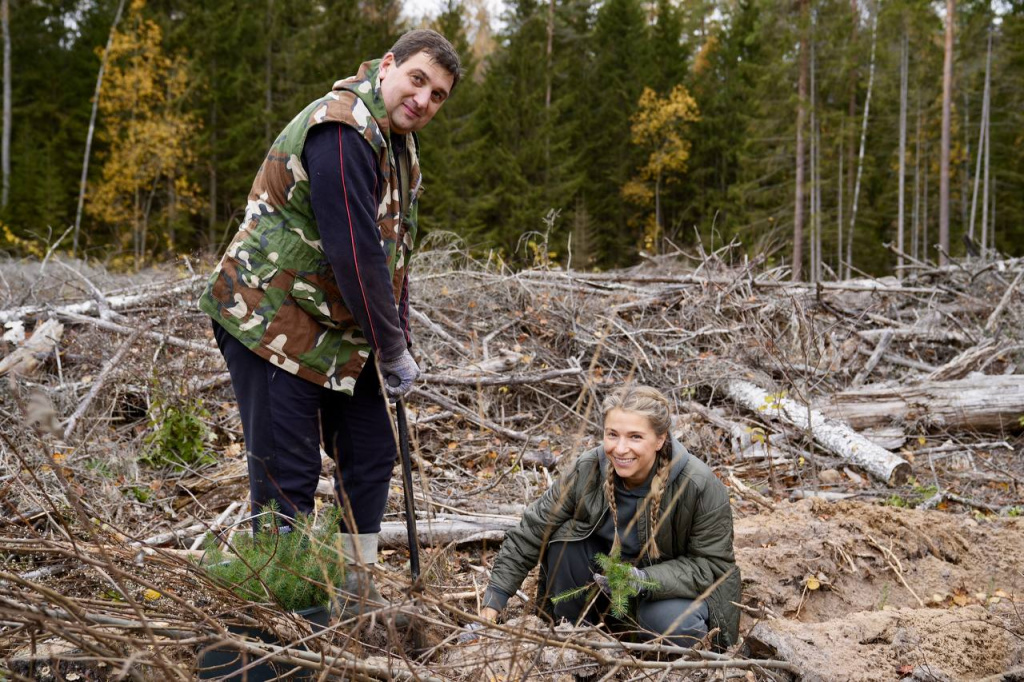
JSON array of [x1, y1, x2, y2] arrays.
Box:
[[198, 30, 460, 616]]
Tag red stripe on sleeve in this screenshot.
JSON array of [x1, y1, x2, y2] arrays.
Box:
[[338, 125, 381, 353]]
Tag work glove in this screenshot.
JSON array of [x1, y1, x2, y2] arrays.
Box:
[[379, 349, 420, 400], [592, 567, 652, 600], [457, 622, 486, 644]]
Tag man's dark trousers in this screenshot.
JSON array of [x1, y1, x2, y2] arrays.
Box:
[[214, 321, 396, 532]]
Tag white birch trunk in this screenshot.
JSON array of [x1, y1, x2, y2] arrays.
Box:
[[793, 0, 808, 282], [912, 95, 921, 264], [809, 15, 818, 283], [923, 144, 930, 260], [721, 379, 911, 485], [837, 135, 843, 275], [980, 30, 992, 257], [968, 30, 991, 246]]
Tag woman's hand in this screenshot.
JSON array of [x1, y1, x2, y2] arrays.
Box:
[[458, 607, 500, 644]]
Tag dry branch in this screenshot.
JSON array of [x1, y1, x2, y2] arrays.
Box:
[[62, 327, 144, 439]]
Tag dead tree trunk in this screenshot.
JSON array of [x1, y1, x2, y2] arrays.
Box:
[[793, 0, 808, 282], [720, 379, 911, 485], [897, 26, 908, 279], [378, 515, 520, 548], [823, 375, 1024, 433], [1, 0, 10, 209], [939, 0, 955, 265]]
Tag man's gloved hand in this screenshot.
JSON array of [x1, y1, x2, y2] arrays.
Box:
[[592, 566, 652, 600], [379, 349, 420, 400]]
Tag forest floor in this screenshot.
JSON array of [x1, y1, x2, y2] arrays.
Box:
[[1, 241, 1023, 681]]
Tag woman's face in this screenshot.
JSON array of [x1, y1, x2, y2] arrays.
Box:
[[603, 408, 667, 488]]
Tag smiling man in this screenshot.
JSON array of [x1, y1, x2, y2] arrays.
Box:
[[198, 30, 460, 621]]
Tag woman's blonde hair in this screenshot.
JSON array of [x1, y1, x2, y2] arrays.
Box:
[[601, 385, 673, 561]]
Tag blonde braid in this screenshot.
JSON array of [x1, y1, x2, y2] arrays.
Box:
[[642, 441, 674, 561], [604, 461, 621, 557]]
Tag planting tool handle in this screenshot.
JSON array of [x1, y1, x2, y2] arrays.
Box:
[[387, 374, 421, 583]]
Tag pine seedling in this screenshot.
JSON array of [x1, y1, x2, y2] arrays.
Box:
[[551, 551, 659, 619], [202, 502, 345, 611]]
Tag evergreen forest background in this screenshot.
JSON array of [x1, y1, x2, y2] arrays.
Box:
[[2, 0, 1022, 277]]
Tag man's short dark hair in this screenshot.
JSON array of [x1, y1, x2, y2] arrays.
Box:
[[389, 29, 462, 91]]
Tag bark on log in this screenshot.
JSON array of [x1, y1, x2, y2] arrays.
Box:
[[721, 379, 911, 485], [0, 318, 63, 377], [822, 374, 1024, 432], [377, 515, 519, 548]]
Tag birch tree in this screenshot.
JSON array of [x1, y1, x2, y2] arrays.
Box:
[[72, 0, 127, 256], [86, 0, 199, 266]]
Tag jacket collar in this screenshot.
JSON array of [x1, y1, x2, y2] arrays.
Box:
[[332, 59, 390, 135]]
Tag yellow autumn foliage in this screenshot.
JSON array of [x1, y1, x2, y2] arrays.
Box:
[[87, 0, 200, 265], [630, 85, 700, 183], [625, 85, 700, 252]]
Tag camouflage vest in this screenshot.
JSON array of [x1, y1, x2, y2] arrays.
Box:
[[198, 60, 420, 393]]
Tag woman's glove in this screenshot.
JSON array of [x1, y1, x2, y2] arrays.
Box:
[[592, 567, 652, 600], [457, 622, 486, 644]]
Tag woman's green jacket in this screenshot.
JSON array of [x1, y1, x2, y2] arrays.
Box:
[[487, 439, 741, 648]]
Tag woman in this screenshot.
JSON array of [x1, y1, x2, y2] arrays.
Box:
[[479, 385, 740, 650]]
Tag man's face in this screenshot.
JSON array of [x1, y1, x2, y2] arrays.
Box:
[[379, 50, 454, 135]]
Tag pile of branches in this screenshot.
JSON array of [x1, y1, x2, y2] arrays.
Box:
[[1, 240, 1022, 680]]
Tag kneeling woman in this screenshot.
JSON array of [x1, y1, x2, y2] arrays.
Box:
[[480, 385, 740, 649]]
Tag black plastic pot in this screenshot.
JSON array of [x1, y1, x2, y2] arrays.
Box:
[[197, 605, 330, 681]]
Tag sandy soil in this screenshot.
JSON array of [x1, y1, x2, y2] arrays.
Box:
[[734, 499, 1024, 680]]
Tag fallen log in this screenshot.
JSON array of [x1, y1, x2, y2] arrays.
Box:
[[378, 514, 519, 548], [0, 318, 64, 377], [0, 275, 203, 325], [720, 379, 911, 485], [822, 374, 1024, 432]]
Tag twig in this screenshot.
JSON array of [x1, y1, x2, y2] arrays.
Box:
[[985, 267, 1024, 332], [866, 534, 925, 607], [63, 327, 144, 439], [58, 310, 217, 355], [412, 386, 544, 444], [419, 365, 581, 386]]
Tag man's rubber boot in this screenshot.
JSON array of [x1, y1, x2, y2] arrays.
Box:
[[333, 533, 409, 626]]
